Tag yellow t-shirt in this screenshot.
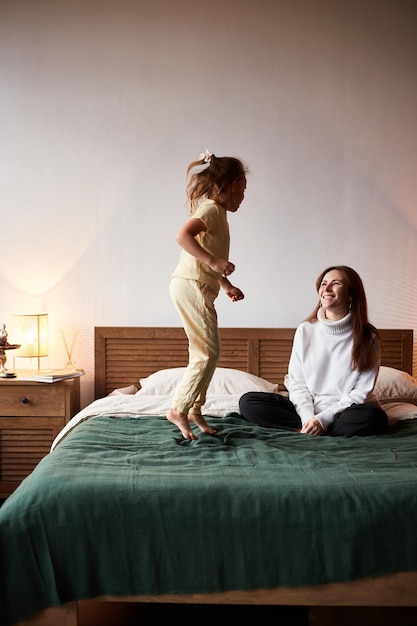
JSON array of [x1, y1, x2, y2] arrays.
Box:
[[172, 199, 230, 292]]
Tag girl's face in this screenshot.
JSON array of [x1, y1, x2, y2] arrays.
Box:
[[318, 269, 351, 320], [226, 176, 247, 212]]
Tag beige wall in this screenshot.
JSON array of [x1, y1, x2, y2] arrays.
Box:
[[1, 0, 416, 405]]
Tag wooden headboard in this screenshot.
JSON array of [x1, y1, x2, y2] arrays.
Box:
[[94, 327, 413, 399]]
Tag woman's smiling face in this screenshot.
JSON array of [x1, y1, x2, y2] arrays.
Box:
[[318, 269, 351, 320]]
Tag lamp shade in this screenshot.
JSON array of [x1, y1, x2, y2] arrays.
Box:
[[12, 314, 49, 364]]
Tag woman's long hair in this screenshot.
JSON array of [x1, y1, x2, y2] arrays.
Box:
[[186, 154, 248, 213], [306, 265, 380, 372]]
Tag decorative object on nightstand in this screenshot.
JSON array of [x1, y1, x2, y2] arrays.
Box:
[[0, 323, 7, 345], [12, 313, 48, 371], [60, 326, 80, 370], [0, 323, 20, 378]]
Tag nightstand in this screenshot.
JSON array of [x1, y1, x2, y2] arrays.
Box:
[[0, 377, 80, 498]]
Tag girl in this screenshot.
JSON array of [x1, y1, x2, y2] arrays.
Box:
[[239, 266, 388, 437], [166, 150, 248, 440]]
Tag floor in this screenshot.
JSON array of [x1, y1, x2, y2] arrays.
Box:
[[78, 601, 417, 626], [78, 602, 309, 625], [309, 606, 417, 626]]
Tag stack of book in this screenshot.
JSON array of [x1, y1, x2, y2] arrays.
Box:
[[18, 369, 85, 383]]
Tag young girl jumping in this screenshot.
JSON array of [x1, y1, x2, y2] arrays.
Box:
[[166, 150, 248, 440]]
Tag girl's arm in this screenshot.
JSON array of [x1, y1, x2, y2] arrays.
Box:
[[176, 218, 234, 277], [220, 277, 244, 302]]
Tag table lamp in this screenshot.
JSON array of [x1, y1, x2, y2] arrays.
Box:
[[12, 313, 49, 371]]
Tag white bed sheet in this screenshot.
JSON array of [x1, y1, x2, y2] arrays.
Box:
[[51, 393, 241, 450], [51, 394, 417, 452]]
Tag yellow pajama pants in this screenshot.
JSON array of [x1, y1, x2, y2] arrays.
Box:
[[170, 276, 221, 415]]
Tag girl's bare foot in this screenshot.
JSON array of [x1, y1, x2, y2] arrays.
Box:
[[166, 408, 198, 440], [188, 413, 217, 434]]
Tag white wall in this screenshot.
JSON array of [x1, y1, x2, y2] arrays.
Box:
[[1, 0, 416, 406]]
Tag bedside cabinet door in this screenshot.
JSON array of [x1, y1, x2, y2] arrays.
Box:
[[0, 416, 65, 498]]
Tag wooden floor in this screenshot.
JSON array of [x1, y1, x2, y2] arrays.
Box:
[[78, 601, 417, 626], [309, 606, 417, 626], [78, 602, 308, 625]]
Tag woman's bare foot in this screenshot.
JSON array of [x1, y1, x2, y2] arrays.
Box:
[[166, 408, 198, 440], [188, 413, 217, 434]]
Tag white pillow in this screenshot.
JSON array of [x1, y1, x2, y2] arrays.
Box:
[[384, 401, 417, 424], [374, 367, 417, 405], [108, 384, 138, 396], [283, 367, 417, 405], [138, 367, 278, 396], [209, 368, 278, 394]]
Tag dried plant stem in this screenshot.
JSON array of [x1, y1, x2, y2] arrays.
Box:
[[60, 327, 80, 366]]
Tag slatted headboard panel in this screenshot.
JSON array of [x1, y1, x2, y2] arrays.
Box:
[[94, 327, 413, 399]]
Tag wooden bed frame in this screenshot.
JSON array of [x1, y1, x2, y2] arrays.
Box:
[[94, 327, 414, 399], [15, 327, 416, 626]]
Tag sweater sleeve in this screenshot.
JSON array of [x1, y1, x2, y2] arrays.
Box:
[[313, 366, 379, 430], [287, 327, 315, 424]]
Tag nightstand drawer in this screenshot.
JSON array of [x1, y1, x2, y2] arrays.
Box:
[[0, 383, 67, 417]]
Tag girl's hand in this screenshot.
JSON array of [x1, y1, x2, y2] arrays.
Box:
[[222, 261, 235, 277], [209, 258, 235, 277], [224, 284, 245, 302], [300, 418, 324, 436], [229, 287, 244, 302]]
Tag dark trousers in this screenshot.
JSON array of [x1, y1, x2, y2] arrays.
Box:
[[238, 392, 388, 438]]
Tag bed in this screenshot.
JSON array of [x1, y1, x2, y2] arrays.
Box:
[[1, 326, 417, 626]]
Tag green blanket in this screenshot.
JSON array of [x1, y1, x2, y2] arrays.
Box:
[[1, 414, 417, 625]]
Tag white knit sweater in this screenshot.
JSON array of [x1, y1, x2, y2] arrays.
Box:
[[288, 309, 379, 430]]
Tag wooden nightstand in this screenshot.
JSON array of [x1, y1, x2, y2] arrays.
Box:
[[0, 376, 80, 498]]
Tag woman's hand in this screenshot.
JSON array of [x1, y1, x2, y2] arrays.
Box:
[[300, 417, 324, 436]]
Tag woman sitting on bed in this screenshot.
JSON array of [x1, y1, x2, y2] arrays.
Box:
[[239, 265, 388, 437]]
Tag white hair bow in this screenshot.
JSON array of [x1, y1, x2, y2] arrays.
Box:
[[199, 148, 213, 164]]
